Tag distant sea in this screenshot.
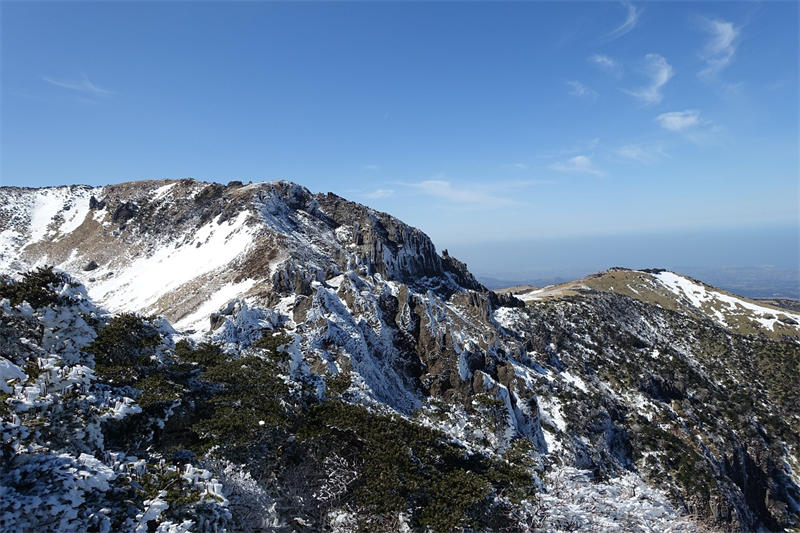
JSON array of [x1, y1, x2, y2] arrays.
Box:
[[451, 225, 799, 301]]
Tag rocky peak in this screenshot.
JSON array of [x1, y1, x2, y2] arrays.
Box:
[[0, 178, 516, 324]]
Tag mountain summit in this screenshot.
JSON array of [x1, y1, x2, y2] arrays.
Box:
[[1, 179, 498, 327], [1, 180, 798, 532]]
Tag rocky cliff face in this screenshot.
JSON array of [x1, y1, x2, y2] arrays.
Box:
[[1, 180, 511, 323], [1, 179, 798, 532]]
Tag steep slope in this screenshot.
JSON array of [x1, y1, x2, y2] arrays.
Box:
[[498, 292, 799, 529], [0, 269, 232, 531], [1, 180, 798, 532], [1, 180, 510, 413]]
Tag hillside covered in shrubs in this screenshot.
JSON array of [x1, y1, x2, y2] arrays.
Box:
[[0, 268, 538, 532], [1, 181, 798, 532]]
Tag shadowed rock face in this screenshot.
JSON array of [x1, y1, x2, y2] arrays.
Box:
[[1, 179, 798, 532]]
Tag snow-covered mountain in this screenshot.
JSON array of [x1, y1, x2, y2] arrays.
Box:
[[1, 180, 798, 532]]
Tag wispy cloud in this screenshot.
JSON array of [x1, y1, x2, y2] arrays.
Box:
[[402, 176, 553, 207], [536, 138, 601, 160], [407, 179, 514, 206], [503, 163, 529, 170], [607, 0, 642, 40], [500, 178, 554, 187], [550, 155, 605, 177], [616, 143, 666, 164], [698, 18, 739, 80], [363, 188, 394, 199], [655, 109, 720, 144], [566, 81, 598, 100], [42, 74, 113, 97], [362, 164, 380, 171], [624, 53, 673, 104], [589, 54, 623, 77], [655, 110, 701, 132]]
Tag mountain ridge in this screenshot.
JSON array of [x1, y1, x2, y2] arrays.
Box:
[[1, 179, 798, 532], [1, 179, 516, 330]]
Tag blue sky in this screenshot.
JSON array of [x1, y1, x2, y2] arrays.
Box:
[[2, 1, 798, 278]]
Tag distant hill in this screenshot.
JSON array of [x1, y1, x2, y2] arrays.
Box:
[[500, 267, 800, 340], [481, 265, 800, 301]]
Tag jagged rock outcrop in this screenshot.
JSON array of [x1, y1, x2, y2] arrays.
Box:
[[1, 179, 798, 532], [0, 180, 514, 324]]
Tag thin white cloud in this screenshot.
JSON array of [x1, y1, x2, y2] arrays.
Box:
[[42, 74, 112, 97], [503, 163, 529, 170], [535, 138, 601, 160], [716, 81, 744, 99], [566, 81, 598, 100], [655, 110, 701, 132], [698, 18, 739, 80], [617, 143, 666, 164], [362, 164, 380, 171], [655, 110, 720, 144], [550, 155, 605, 177], [624, 53, 673, 104], [501, 178, 555, 187], [363, 188, 394, 199], [406, 179, 514, 207], [589, 54, 623, 77], [607, 0, 642, 40]]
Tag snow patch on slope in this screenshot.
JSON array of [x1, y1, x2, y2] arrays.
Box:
[[0, 186, 99, 275], [90, 211, 255, 314], [150, 182, 178, 201], [174, 278, 258, 332], [654, 271, 800, 331], [29, 187, 97, 243]]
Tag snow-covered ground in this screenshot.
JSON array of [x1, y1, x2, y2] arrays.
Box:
[[90, 210, 257, 315], [653, 270, 800, 331], [530, 467, 697, 532]]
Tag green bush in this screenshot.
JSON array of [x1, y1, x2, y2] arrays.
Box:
[[0, 392, 11, 418], [0, 266, 76, 308], [136, 374, 183, 409], [138, 464, 202, 506], [174, 340, 228, 368], [491, 439, 538, 503], [325, 371, 352, 397], [86, 313, 161, 368], [105, 460, 228, 530], [300, 400, 536, 531], [87, 316, 537, 531], [192, 355, 290, 453], [253, 328, 293, 356], [419, 469, 490, 532]]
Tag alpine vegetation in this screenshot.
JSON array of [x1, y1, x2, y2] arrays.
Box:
[[1, 180, 798, 532]]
